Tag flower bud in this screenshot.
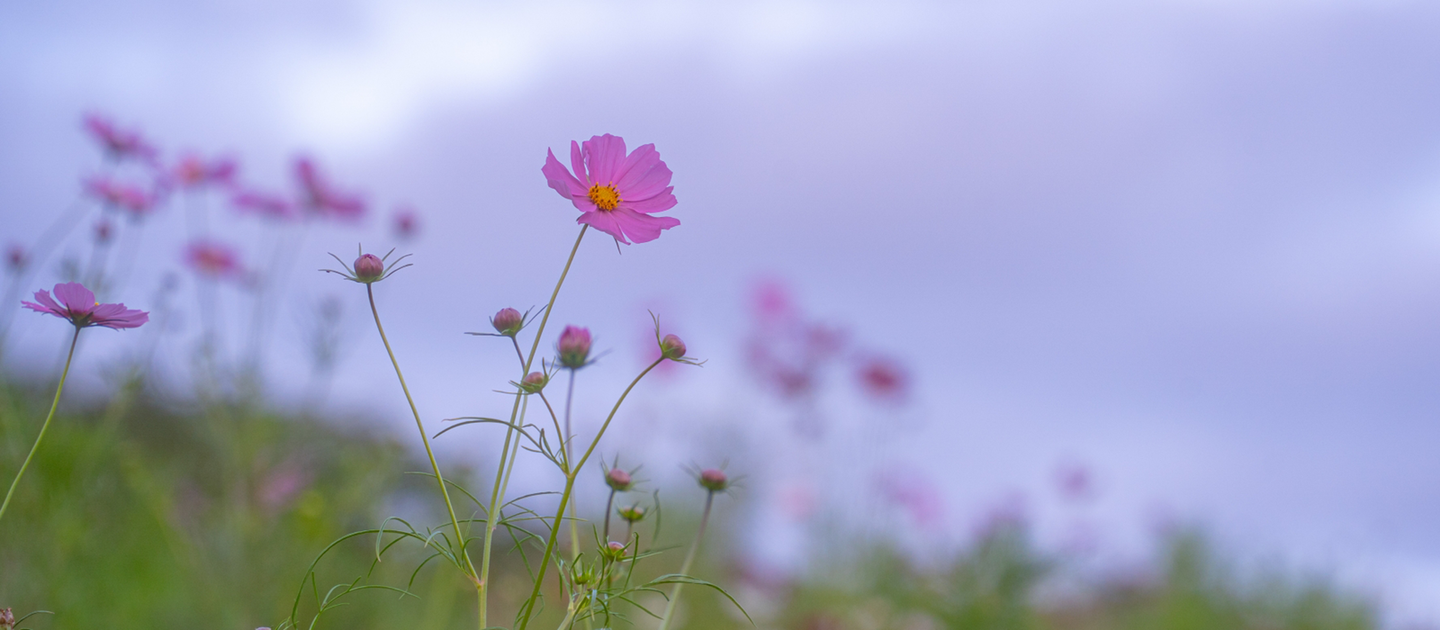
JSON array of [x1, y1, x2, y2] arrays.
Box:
[[557, 325, 592, 368], [571, 561, 595, 585], [0, 608, 13, 630], [353, 253, 384, 282], [519, 371, 548, 393], [618, 504, 647, 523], [660, 333, 687, 360], [699, 468, 729, 492], [605, 468, 633, 492], [491, 307, 523, 336], [602, 540, 627, 560]]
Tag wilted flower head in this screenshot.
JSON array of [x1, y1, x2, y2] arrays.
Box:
[[85, 176, 158, 218], [557, 325, 592, 369], [295, 156, 365, 221], [184, 240, 243, 279], [83, 113, 157, 162], [172, 153, 237, 189], [698, 468, 729, 492], [604, 467, 634, 492], [542, 134, 679, 244], [491, 307, 523, 337], [6, 244, 27, 273], [23, 282, 148, 329], [392, 207, 419, 240], [232, 189, 297, 222]]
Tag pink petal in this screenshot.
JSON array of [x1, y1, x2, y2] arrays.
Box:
[[32, 290, 63, 314], [543, 149, 587, 199], [583, 134, 627, 185], [91, 303, 127, 319], [97, 308, 148, 329], [575, 209, 630, 244], [53, 282, 96, 315], [613, 144, 659, 190], [621, 188, 677, 214], [608, 206, 679, 244], [570, 141, 588, 186], [618, 161, 675, 203], [570, 195, 599, 214], [21, 300, 62, 319]]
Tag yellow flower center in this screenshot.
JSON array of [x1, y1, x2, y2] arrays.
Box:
[[588, 184, 621, 211]]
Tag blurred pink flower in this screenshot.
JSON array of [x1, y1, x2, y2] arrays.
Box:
[[23, 282, 148, 329], [93, 218, 114, 244], [542, 134, 679, 244], [5, 245, 26, 273], [85, 176, 159, 218], [171, 153, 237, 189], [856, 356, 909, 402], [82, 114, 157, 163], [1054, 461, 1096, 504], [231, 189, 297, 222], [184, 240, 243, 279], [294, 156, 365, 221], [392, 207, 419, 240], [874, 467, 944, 530]]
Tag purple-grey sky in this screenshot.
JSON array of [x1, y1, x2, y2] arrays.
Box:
[[4, 0, 1440, 622]]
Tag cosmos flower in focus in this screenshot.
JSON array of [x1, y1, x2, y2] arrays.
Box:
[[232, 189, 298, 222], [85, 176, 159, 219], [184, 239, 243, 280], [23, 282, 148, 329], [542, 134, 679, 244], [171, 153, 238, 189], [294, 156, 365, 221], [82, 114, 157, 163]]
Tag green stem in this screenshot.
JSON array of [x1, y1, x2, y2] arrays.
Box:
[[516, 358, 664, 630], [480, 225, 587, 627], [366, 285, 477, 584], [656, 490, 716, 630], [564, 370, 580, 563], [0, 326, 81, 526]]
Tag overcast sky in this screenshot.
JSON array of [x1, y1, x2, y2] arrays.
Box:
[[4, 0, 1440, 622]]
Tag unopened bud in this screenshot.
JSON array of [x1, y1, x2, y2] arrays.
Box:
[[660, 333, 687, 360], [699, 468, 729, 492], [571, 561, 595, 585], [605, 468, 633, 491], [618, 504, 647, 523], [557, 325, 592, 368], [353, 253, 384, 282], [602, 540, 627, 560], [519, 371, 548, 393], [491, 307, 523, 336], [0, 608, 13, 630]]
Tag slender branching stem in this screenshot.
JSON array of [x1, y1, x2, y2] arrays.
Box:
[[564, 369, 580, 561], [516, 358, 664, 630], [480, 225, 587, 627], [0, 326, 80, 527], [366, 285, 477, 583], [656, 490, 717, 630], [537, 392, 567, 472]]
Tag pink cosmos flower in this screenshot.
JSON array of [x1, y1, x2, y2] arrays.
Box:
[[294, 156, 365, 221], [171, 153, 237, 189], [83, 114, 158, 163], [85, 176, 158, 218], [542, 134, 679, 244], [232, 189, 298, 221], [184, 239, 243, 279], [23, 282, 148, 329], [392, 207, 419, 240]]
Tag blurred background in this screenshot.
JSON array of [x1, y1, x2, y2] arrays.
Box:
[[3, 0, 1440, 628]]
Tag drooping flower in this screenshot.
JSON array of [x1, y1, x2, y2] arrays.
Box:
[[557, 325, 593, 368], [82, 114, 157, 163], [184, 239, 243, 279], [294, 156, 365, 221], [542, 134, 679, 244], [22, 282, 148, 329], [85, 176, 159, 219], [171, 153, 238, 189], [231, 189, 298, 222], [392, 207, 420, 240]]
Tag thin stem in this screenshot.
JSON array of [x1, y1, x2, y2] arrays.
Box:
[[0, 326, 80, 526], [602, 489, 616, 542], [366, 285, 477, 583], [516, 358, 664, 630], [480, 226, 587, 627], [537, 392, 568, 472], [656, 491, 716, 630], [554, 601, 579, 630], [564, 369, 579, 562]]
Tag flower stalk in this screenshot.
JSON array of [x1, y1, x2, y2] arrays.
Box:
[[656, 488, 718, 630], [0, 326, 80, 526]]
